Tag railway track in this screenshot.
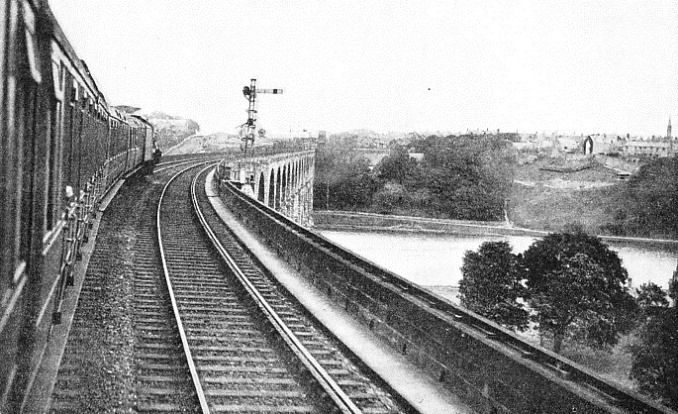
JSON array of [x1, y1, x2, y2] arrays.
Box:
[[50, 162, 415, 413], [156, 165, 415, 413], [49, 161, 212, 413]]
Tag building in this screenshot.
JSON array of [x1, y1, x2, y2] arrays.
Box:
[[622, 141, 675, 158]]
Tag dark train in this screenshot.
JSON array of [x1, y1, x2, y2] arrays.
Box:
[[0, 1, 158, 410]]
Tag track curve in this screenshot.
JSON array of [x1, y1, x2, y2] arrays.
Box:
[[50, 161, 416, 414]]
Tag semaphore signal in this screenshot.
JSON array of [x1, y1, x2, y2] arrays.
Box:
[[240, 78, 283, 152]]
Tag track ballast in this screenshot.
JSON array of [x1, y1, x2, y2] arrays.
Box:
[[50, 162, 416, 414]]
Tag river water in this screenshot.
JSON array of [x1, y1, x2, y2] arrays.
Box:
[[318, 230, 677, 294]]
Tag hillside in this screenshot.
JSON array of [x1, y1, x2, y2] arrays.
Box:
[[145, 111, 200, 150], [509, 156, 678, 239], [162, 133, 283, 156]]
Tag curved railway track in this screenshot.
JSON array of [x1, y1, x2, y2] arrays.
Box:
[[49, 161, 214, 413], [156, 165, 415, 413], [50, 162, 415, 414]]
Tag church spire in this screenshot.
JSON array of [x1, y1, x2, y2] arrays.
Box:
[[668, 116, 672, 140]]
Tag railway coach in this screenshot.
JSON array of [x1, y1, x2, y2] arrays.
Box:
[[0, 1, 156, 410]]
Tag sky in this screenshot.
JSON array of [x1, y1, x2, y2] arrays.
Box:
[[48, 1, 678, 137]]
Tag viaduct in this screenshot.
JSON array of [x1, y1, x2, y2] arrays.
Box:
[[219, 140, 315, 227]]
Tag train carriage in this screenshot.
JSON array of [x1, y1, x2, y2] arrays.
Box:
[[0, 1, 157, 411], [126, 113, 151, 170]]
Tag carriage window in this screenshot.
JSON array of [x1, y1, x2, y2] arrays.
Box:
[[71, 80, 78, 103], [50, 42, 67, 100], [51, 61, 63, 100], [22, 0, 41, 83]]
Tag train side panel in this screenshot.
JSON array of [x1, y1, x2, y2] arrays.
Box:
[[0, 0, 64, 410], [0, 1, 150, 410], [0, 1, 28, 409]]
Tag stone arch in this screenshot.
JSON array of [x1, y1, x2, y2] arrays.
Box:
[[288, 162, 293, 187], [257, 172, 265, 202], [294, 160, 299, 188], [282, 165, 290, 210], [275, 167, 282, 209], [297, 159, 301, 184], [268, 169, 275, 208]]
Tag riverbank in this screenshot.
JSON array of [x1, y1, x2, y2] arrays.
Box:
[[312, 210, 678, 249]]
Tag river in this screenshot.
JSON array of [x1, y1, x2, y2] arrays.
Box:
[[318, 230, 677, 301]]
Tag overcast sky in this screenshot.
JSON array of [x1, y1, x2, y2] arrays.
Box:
[[49, 1, 678, 137]]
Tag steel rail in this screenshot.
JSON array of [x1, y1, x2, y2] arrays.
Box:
[[191, 166, 363, 414], [156, 162, 213, 414]]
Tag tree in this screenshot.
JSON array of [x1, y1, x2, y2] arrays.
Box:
[[374, 145, 417, 185], [629, 278, 678, 409], [459, 241, 529, 331], [416, 135, 515, 221], [521, 230, 635, 353], [313, 142, 378, 210], [621, 157, 678, 238], [630, 306, 678, 409], [636, 283, 670, 318]]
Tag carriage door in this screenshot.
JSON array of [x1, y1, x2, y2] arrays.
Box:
[[16, 0, 43, 281]]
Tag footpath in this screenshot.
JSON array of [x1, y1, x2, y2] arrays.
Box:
[[313, 210, 678, 249]]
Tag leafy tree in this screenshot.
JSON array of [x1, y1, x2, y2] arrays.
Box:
[[329, 162, 378, 210], [629, 278, 678, 409], [636, 283, 670, 318], [521, 230, 635, 353], [621, 157, 678, 238], [416, 135, 515, 221], [372, 182, 408, 214], [312, 133, 516, 219], [459, 241, 529, 331], [374, 145, 418, 186], [630, 305, 678, 409], [313, 142, 378, 210]]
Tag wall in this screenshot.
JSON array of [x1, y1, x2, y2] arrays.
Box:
[[217, 179, 673, 414]]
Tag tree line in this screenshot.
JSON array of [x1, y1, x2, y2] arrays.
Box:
[[313, 134, 516, 221], [459, 229, 677, 409], [607, 156, 678, 239]]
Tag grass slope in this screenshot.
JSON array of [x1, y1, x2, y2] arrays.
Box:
[[509, 159, 628, 235]]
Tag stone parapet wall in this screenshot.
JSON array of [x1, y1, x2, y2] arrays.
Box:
[[218, 180, 672, 414]]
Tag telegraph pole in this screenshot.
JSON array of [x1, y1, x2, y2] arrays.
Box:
[[241, 78, 283, 154]]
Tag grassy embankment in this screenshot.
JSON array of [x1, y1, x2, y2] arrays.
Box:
[[509, 159, 627, 235]]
